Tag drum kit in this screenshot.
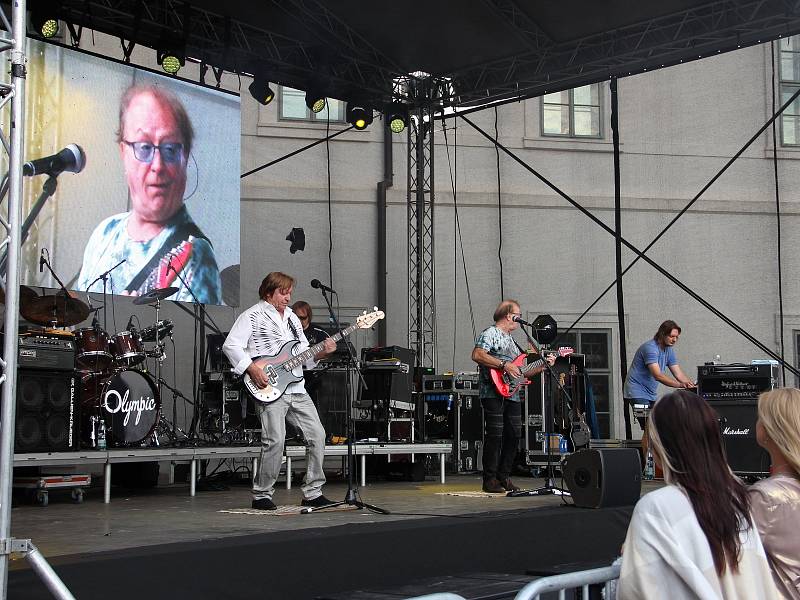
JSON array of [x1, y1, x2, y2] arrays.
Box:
[[13, 284, 178, 449]]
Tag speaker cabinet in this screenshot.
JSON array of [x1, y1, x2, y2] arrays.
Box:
[[563, 448, 641, 508], [710, 401, 770, 476], [15, 370, 79, 453]]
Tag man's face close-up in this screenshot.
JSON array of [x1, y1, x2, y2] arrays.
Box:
[[120, 91, 188, 226]]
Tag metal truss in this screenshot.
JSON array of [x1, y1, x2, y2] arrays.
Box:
[[407, 108, 437, 369], [56, 0, 401, 103], [450, 0, 800, 105]]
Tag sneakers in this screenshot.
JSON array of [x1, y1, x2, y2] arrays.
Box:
[[482, 478, 506, 493], [251, 497, 277, 510], [301, 494, 335, 508], [501, 478, 521, 492]]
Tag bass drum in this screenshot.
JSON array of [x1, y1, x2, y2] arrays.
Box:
[[85, 369, 161, 446]]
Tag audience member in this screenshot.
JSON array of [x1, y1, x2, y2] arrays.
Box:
[[618, 390, 779, 599], [749, 387, 800, 600]]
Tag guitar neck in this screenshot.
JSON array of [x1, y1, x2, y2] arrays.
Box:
[[282, 324, 355, 370], [520, 356, 546, 375]]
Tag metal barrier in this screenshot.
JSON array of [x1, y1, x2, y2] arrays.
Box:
[[514, 564, 621, 600]]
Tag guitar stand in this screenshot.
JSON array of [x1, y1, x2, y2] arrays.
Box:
[[301, 288, 390, 515], [507, 326, 572, 498]]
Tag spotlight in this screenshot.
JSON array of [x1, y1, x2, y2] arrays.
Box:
[[157, 47, 185, 75], [386, 103, 409, 134], [346, 103, 373, 130], [31, 10, 59, 38], [248, 77, 275, 106], [305, 91, 326, 114], [531, 314, 558, 345]]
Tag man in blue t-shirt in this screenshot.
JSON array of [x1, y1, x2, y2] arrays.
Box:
[[624, 320, 695, 426]]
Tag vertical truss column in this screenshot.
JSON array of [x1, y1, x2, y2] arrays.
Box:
[[407, 108, 436, 368]]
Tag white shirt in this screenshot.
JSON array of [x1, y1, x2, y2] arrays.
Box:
[[618, 485, 779, 600], [222, 301, 317, 395]]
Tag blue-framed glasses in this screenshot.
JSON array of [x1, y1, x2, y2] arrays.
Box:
[[122, 141, 185, 164]]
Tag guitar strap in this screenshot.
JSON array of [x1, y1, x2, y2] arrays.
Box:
[[125, 210, 211, 293]]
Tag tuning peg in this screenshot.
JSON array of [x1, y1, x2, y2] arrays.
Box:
[[373, 306, 378, 311]]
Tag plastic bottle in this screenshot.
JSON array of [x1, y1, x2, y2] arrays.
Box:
[[558, 436, 568, 454], [97, 420, 107, 450], [644, 452, 655, 480]]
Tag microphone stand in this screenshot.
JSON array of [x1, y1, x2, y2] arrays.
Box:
[[303, 287, 389, 515], [166, 263, 218, 442], [0, 176, 58, 277], [87, 259, 126, 332], [507, 325, 572, 498]]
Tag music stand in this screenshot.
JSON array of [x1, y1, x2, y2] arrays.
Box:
[[507, 315, 572, 498]]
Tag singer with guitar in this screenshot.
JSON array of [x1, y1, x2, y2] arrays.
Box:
[[223, 272, 337, 511], [471, 300, 555, 494]]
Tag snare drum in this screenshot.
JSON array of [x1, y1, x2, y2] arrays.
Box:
[[74, 327, 112, 371], [111, 331, 145, 367], [83, 369, 161, 447]]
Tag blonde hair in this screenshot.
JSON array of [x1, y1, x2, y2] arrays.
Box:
[[758, 388, 800, 475]]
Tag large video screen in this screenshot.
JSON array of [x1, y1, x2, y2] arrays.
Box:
[[12, 38, 240, 306]]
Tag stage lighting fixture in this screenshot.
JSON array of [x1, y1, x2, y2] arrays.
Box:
[[31, 12, 59, 38], [386, 103, 409, 134], [157, 48, 185, 75], [248, 78, 275, 106], [305, 91, 326, 114], [346, 103, 373, 130], [531, 314, 558, 345]]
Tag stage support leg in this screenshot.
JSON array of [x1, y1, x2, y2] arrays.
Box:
[[360, 455, 366, 487], [252, 458, 258, 484], [190, 459, 197, 496], [286, 456, 292, 490], [103, 463, 111, 504], [440, 453, 446, 484]]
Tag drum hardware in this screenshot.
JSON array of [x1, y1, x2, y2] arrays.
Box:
[[21, 292, 90, 327], [132, 286, 179, 305], [110, 330, 145, 367], [139, 319, 174, 342], [74, 326, 113, 371]]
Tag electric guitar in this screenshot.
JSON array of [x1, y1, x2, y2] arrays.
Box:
[[242, 309, 384, 403], [490, 347, 574, 398], [568, 363, 591, 449]]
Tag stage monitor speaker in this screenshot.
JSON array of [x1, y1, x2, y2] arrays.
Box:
[[563, 448, 641, 508], [15, 369, 79, 453], [710, 400, 770, 476]]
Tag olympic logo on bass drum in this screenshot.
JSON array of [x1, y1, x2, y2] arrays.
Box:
[[103, 388, 157, 426]]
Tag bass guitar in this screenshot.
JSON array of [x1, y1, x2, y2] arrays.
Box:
[[242, 309, 384, 403], [568, 363, 591, 449], [490, 347, 574, 398]]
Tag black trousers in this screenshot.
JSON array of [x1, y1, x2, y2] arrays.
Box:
[[481, 396, 522, 482]]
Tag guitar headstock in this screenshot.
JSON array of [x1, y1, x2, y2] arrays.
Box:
[[356, 307, 385, 329]]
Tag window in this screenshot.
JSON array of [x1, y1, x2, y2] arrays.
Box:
[[779, 36, 800, 146], [541, 84, 602, 138], [279, 86, 345, 123], [556, 329, 613, 438]]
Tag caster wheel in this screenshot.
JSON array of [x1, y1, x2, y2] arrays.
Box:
[[36, 491, 48, 507], [71, 489, 84, 503]]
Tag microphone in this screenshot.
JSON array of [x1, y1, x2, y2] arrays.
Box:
[[23, 144, 86, 177], [39, 249, 45, 273], [310, 279, 337, 294], [513, 315, 534, 327]]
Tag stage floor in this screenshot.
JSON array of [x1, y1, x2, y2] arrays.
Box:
[[8, 473, 657, 599]]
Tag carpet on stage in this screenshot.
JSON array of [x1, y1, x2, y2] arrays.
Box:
[[9, 504, 632, 600]]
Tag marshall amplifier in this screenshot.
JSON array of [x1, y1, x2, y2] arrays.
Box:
[[710, 400, 770, 477], [18, 335, 76, 371], [697, 363, 777, 401]]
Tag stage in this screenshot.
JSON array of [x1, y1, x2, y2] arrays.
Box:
[[7, 474, 644, 599]]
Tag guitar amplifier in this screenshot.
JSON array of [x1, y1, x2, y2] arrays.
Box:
[[18, 335, 76, 371], [710, 400, 770, 476], [697, 363, 777, 401]]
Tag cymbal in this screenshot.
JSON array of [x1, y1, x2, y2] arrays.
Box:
[[132, 286, 178, 305], [21, 293, 90, 326], [0, 285, 38, 306]]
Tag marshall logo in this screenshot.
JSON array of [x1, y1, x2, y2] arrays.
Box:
[[723, 426, 750, 436]]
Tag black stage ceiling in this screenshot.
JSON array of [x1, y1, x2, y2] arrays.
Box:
[[41, 0, 800, 107]]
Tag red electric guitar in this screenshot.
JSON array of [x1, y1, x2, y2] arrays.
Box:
[[490, 347, 574, 398]]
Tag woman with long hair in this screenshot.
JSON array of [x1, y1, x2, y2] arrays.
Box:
[[749, 388, 800, 599], [618, 390, 778, 599]]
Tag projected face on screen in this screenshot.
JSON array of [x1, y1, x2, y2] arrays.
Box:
[[16, 38, 240, 308], [119, 89, 190, 230]]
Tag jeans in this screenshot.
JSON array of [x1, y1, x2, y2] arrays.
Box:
[[253, 392, 326, 501], [481, 396, 522, 482]]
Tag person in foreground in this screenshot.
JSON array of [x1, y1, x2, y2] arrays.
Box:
[[77, 84, 221, 304], [222, 272, 336, 510], [749, 387, 800, 599], [617, 390, 779, 600], [471, 299, 555, 493]]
